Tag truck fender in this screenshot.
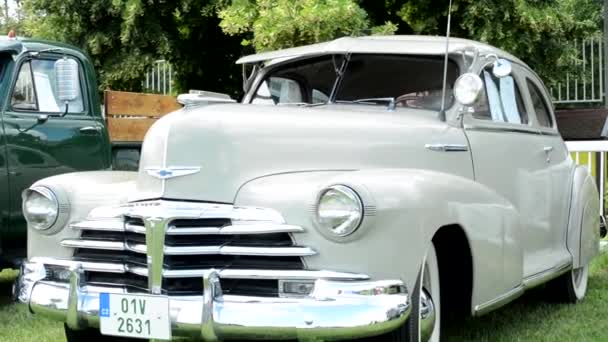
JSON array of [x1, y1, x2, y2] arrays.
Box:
[[567, 165, 600, 268]]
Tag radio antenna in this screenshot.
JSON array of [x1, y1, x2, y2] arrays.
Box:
[[439, 0, 453, 121]]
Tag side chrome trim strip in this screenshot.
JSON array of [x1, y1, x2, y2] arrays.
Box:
[[474, 261, 572, 316], [474, 285, 524, 316], [424, 144, 468, 152], [522, 261, 571, 289]]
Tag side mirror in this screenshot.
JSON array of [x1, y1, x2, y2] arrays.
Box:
[[454, 73, 483, 106], [492, 59, 512, 78], [54, 57, 80, 102]]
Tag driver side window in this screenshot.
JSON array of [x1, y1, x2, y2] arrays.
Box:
[[11, 58, 85, 114], [252, 77, 303, 105]]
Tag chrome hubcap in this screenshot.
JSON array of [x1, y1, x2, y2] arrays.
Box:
[[420, 288, 436, 342]]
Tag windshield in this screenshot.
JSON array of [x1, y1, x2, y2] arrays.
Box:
[[251, 54, 459, 111]]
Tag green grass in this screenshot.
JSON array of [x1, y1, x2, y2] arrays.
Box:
[[444, 253, 608, 341], [1, 255, 608, 342]]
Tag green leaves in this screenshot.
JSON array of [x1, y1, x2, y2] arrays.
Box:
[[397, 0, 601, 86], [219, 0, 397, 51], [16, 0, 601, 96]]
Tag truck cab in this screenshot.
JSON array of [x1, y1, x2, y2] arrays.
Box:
[[0, 36, 111, 264]]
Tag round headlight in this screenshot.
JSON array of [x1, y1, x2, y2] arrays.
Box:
[[22, 187, 59, 231], [316, 185, 363, 237], [454, 73, 483, 106]]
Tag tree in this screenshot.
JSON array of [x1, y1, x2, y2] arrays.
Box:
[[218, 0, 398, 52], [219, 0, 600, 86], [397, 0, 601, 86], [22, 0, 245, 96]]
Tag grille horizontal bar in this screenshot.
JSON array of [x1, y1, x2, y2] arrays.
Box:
[[62, 238, 316, 257], [33, 258, 368, 281], [70, 219, 304, 236]]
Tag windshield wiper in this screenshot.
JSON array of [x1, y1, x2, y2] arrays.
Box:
[[337, 97, 396, 110]]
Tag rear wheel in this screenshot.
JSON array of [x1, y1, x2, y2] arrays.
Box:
[[548, 264, 589, 303], [377, 243, 441, 342]]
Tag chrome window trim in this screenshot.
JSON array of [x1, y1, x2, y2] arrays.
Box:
[[463, 123, 540, 136]]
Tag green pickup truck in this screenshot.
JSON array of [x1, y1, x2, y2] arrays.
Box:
[[0, 36, 113, 265]]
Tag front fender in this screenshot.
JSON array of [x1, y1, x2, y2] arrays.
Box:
[[234, 168, 522, 308], [568, 165, 600, 268], [26, 171, 137, 260]]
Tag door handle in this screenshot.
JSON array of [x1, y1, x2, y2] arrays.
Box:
[[543, 146, 553, 163], [80, 126, 101, 134]]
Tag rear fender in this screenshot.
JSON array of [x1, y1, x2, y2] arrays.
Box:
[[567, 165, 600, 268]]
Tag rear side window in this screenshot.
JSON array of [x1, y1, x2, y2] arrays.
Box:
[[526, 79, 553, 128]]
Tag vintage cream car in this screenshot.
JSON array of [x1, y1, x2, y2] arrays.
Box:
[[16, 36, 602, 342]]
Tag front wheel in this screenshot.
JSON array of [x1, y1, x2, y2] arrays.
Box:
[[377, 243, 441, 342]]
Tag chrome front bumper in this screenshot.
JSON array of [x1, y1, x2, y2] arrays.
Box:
[[16, 260, 411, 341]]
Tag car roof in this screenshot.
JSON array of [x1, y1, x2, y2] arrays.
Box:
[[236, 35, 526, 67], [0, 36, 87, 57]]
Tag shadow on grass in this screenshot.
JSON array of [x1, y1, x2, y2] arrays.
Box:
[[443, 285, 563, 341], [0, 269, 17, 307], [444, 253, 608, 341]]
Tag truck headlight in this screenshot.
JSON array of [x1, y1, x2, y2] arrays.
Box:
[[22, 187, 59, 231], [316, 185, 363, 237]]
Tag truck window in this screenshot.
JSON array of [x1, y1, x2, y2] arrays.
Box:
[[11, 58, 85, 114], [12, 62, 37, 110]]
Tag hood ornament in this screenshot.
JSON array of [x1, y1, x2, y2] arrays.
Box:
[[145, 166, 201, 180]]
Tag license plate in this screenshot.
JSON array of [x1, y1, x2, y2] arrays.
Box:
[[99, 293, 171, 340]]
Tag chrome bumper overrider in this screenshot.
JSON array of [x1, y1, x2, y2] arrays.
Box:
[[16, 260, 410, 341]]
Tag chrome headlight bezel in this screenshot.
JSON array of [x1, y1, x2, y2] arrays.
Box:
[[22, 186, 61, 232], [315, 184, 364, 238]]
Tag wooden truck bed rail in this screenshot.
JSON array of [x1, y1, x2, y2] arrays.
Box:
[[105, 90, 181, 142]]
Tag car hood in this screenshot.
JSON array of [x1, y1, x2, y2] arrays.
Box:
[[131, 103, 471, 203]]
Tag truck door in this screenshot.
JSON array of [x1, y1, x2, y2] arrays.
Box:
[[2, 55, 109, 249], [0, 117, 7, 249]]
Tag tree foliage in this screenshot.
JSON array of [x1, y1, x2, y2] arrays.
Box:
[[398, 0, 601, 85], [15, 0, 603, 95], [22, 0, 245, 96], [219, 0, 398, 51]]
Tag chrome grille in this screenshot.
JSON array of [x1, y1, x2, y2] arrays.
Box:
[[62, 200, 322, 296]]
